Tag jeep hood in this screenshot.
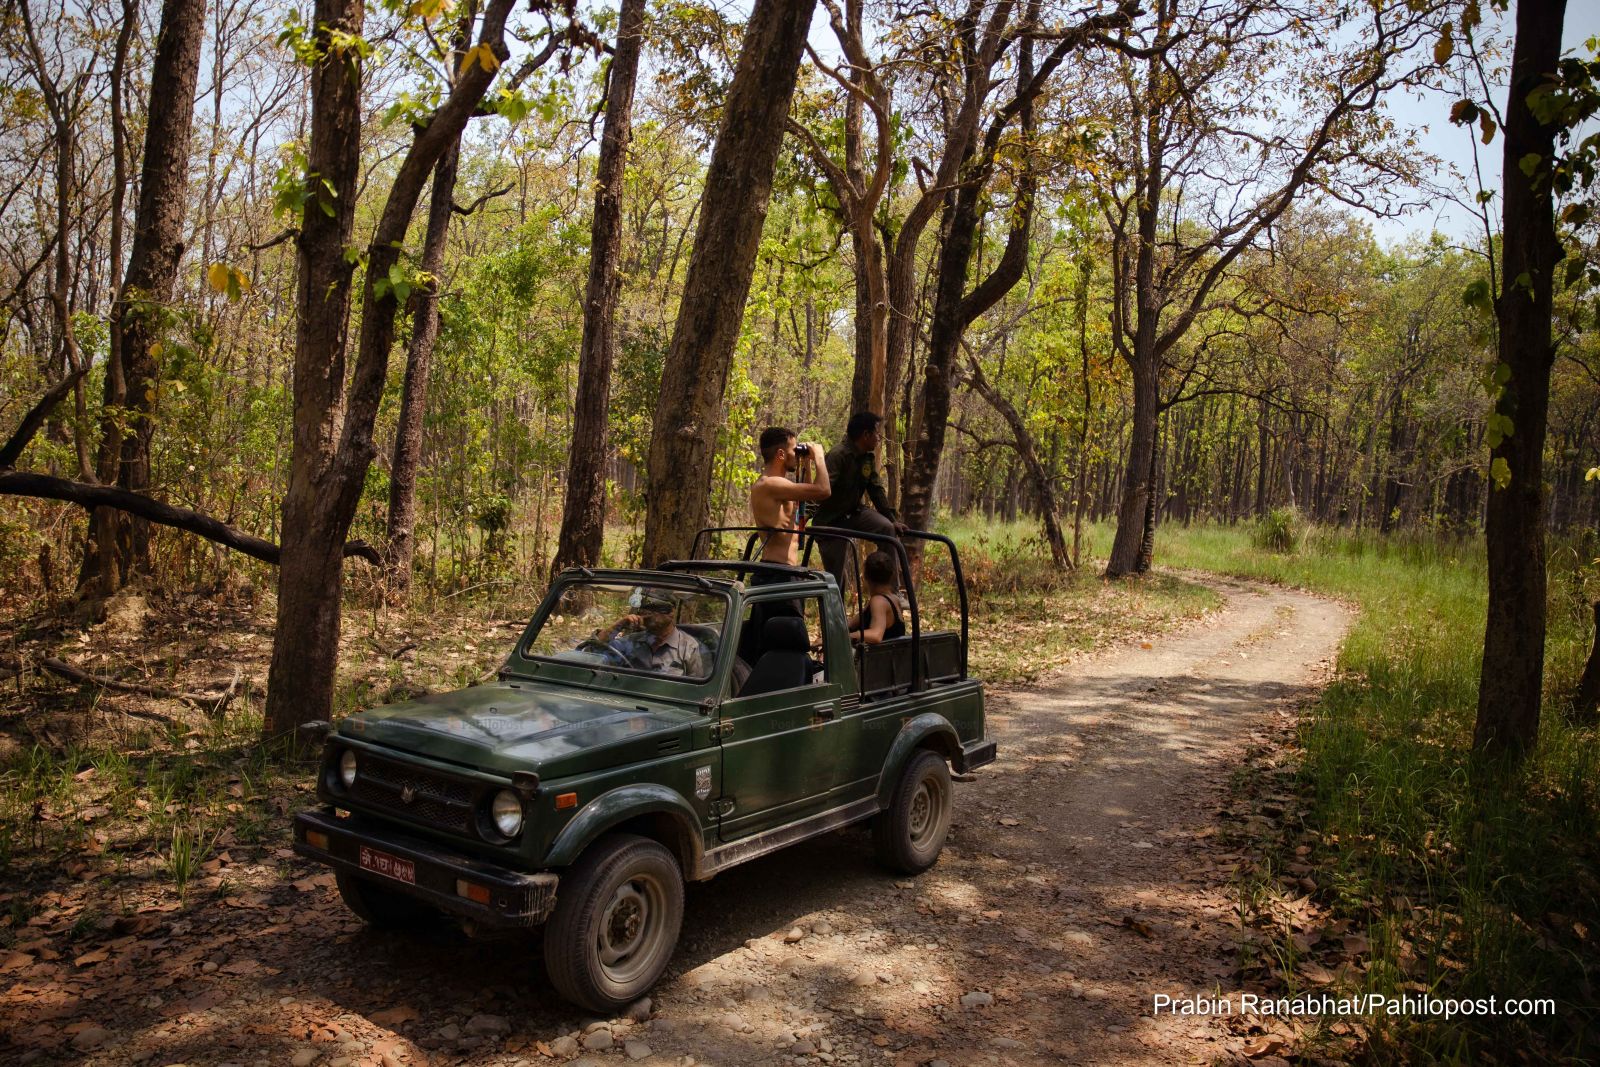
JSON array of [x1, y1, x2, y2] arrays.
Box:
[[338, 680, 701, 777]]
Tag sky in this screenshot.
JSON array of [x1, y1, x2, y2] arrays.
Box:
[[1375, 7, 1600, 245]]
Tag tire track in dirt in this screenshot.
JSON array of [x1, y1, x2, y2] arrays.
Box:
[[561, 574, 1352, 1067], [15, 576, 1350, 1067]]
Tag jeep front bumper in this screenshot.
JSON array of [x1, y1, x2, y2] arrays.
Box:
[[293, 808, 558, 928]]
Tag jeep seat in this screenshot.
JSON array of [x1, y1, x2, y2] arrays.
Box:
[[738, 616, 810, 697]]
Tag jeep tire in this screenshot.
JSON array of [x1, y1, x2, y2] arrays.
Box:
[[335, 870, 437, 928], [544, 833, 684, 1013], [873, 749, 952, 874]]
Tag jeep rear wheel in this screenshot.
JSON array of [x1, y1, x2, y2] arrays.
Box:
[[873, 749, 952, 874], [335, 870, 437, 928], [543, 834, 683, 1013]]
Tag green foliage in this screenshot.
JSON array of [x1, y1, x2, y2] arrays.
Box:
[[370, 258, 433, 303], [271, 147, 337, 221], [276, 13, 371, 77], [164, 820, 217, 901], [1250, 506, 1301, 553]]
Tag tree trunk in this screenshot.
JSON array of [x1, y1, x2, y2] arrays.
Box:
[[1105, 21, 1166, 578], [552, 0, 645, 576], [264, 0, 367, 741], [86, 4, 136, 592], [1573, 602, 1600, 724], [1072, 254, 1093, 566], [846, 221, 890, 416], [386, 139, 461, 601], [1106, 345, 1158, 576], [1475, 0, 1566, 758], [964, 360, 1070, 569], [902, 23, 1050, 541], [641, 0, 818, 566], [80, 0, 208, 595], [262, 0, 519, 741], [901, 190, 980, 537]]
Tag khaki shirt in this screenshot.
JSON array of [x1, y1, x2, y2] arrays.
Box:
[[617, 627, 708, 678], [815, 440, 895, 526]]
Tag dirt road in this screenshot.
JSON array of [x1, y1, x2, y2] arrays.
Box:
[[5, 577, 1350, 1066]]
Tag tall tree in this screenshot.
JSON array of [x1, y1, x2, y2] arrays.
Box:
[[385, 12, 581, 601], [641, 0, 819, 566], [262, 0, 518, 740], [1094, 0, 1444, 576], [552, 0, 647, 575], [79, 0, 208, 595], [1473, 0, 1567, 755], [788, 0, 894, 417], [385, 142, 460, 603], [899, 1, 1127, 541]]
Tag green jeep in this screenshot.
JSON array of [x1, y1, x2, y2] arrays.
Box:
[[293, 527, 994, 1012]]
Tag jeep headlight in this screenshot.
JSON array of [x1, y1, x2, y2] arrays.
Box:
[[491, 789, 523, 837], [339, 749, 358, 788]]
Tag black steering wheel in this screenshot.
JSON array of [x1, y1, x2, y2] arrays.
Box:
[[574, 636, 632, 668]]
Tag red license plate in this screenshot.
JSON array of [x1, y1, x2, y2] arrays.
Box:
[[358, 845, 415, 884]]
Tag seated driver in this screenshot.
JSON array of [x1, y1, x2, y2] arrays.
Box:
[[590, 592, 707, 677]]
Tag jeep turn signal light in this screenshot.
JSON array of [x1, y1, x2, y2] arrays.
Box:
[[456, 879, 491, 905], [305, 830, 329, 850], [555, 792, 577, 810]]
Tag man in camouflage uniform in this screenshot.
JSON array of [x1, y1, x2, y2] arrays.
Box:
[[813, 412, 906, 593]]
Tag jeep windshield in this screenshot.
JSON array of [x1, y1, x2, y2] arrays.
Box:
[[523, 580, 727, 682]]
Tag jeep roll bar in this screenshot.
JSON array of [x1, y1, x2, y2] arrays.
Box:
[[684, 525, 970, 690]]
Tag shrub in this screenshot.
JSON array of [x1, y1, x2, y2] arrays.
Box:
[[1251, 506, 1301, 553]]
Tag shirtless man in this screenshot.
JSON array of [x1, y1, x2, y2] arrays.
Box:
[[749, 426, 831, 565]]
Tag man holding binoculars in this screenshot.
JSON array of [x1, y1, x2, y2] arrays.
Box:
[[749, 426, 831, 565]]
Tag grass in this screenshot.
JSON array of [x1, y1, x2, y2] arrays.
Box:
[[1152, 520, 1599, 1062], [923, 517, 1221, 683]]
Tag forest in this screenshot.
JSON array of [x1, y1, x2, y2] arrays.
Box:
[[1, 0, 1598, 1062]]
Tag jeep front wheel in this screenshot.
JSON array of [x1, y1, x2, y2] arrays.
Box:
[[873, 749, 952, 874], [543, 834, 684, 1013]]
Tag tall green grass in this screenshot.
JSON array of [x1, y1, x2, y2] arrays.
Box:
[[1157, 521, 1599, 1061]]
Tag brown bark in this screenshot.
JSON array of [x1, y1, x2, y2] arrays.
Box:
[[263, 0, 366, 744], [901, 17, 1039, 538], [385, 140, 461, 601], [789, 0, 892, 418], [1105, 7, 1169, 577], [1573, 602, 1600, 724], [552, 0, 646, 576], [263, 0, 518, 741], [641, 0, 819, 566], [899, 2, 1127, 545], [79, 0, 209, 594], [1071, 254, 1093, 566], [1475, 0, 1566, 757]]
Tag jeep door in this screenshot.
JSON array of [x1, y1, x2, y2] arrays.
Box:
[[714, 593, 845, 842]]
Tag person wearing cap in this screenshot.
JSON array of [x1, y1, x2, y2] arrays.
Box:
[[591, 592, 707, 677]]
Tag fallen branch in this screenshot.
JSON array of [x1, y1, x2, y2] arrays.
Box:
[[0, 366, 89, 468], [0, 654, 214, 717], [27, 654, 243, 709], [0, 471, 381, 566], [206, 667, 244, 718]]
